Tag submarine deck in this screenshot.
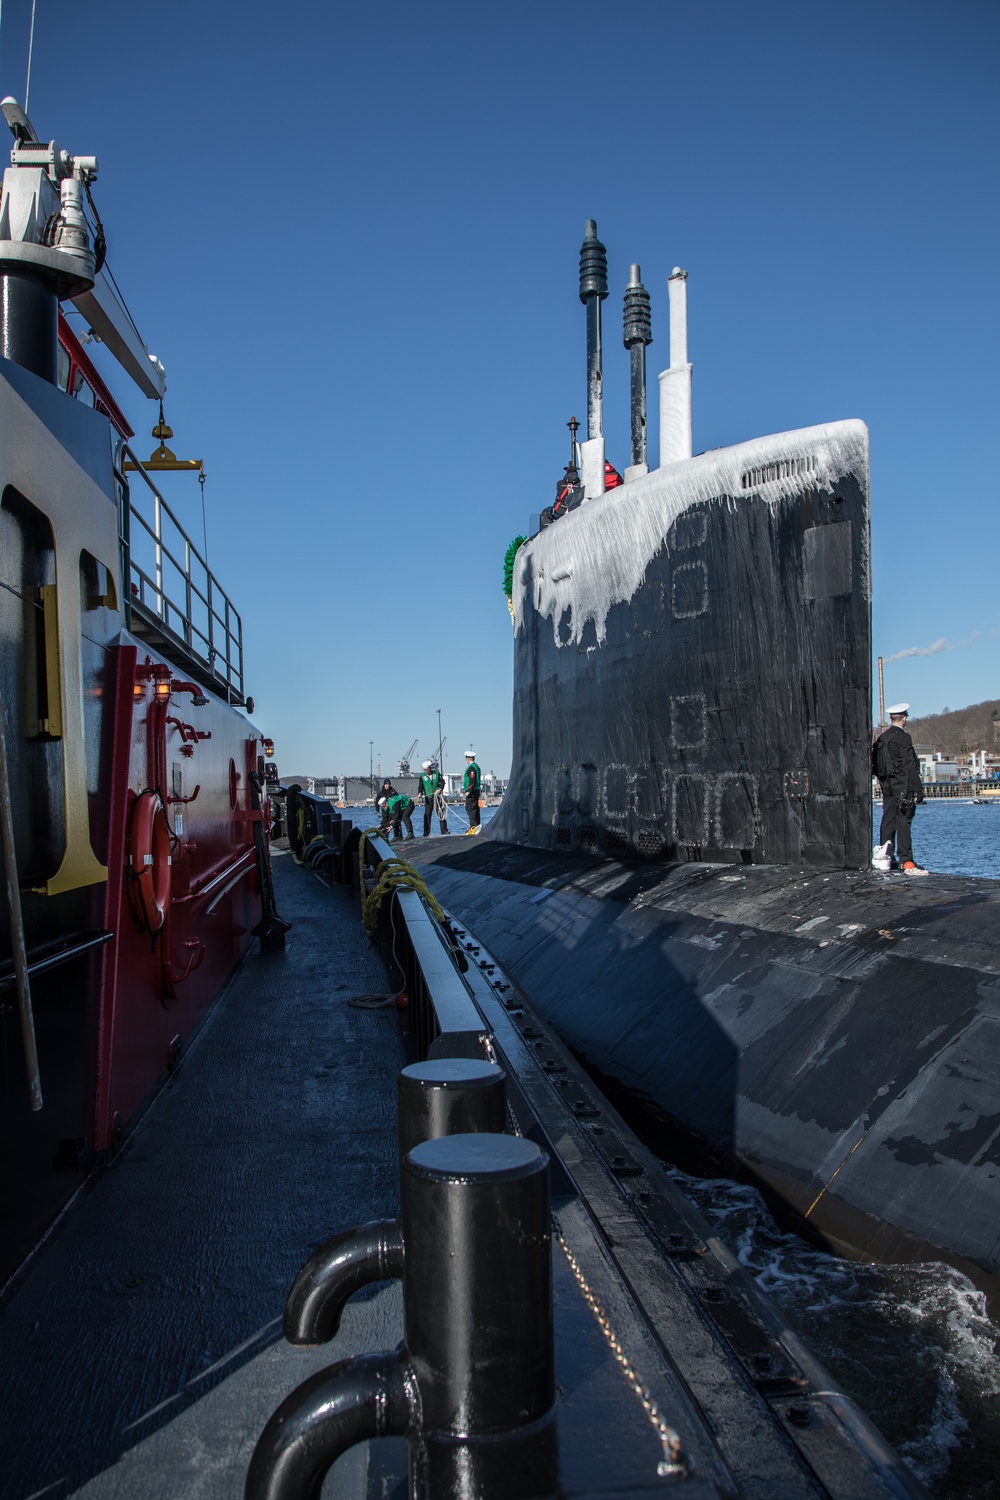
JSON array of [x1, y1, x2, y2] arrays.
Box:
[[405, 835, 1000, 1308], [0, 846, 924, 1498]]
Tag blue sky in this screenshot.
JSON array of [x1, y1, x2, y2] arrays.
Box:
[[10, 0, 998, 776]]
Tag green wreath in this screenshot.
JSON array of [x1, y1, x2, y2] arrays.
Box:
[[503, 535, 528, 599]]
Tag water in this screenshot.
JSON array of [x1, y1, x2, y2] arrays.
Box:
[[672, 1171, 1000, 1496], [351, 797, 1000, 878], [342, 802, 499, 836], [348, 795, 1000, 1488], [873, 798, 1000, 879]]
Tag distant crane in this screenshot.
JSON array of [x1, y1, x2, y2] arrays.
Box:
[[397, 738, 418, 776]]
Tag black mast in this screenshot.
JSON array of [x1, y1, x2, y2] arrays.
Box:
[[578, 221, 608, 443], [623, 263, 652, 471]]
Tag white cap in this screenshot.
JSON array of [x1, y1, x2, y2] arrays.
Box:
[[465, 749, 475, 757], [422, 760, 432, 769], [887, 703, 910, 716], [377, 797, 387, 808]]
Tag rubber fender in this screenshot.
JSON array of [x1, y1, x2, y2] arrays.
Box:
[[302, 837, 328, 866]]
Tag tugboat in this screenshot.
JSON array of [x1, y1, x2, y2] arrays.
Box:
[[0, 93, 269, 1287], [407, 220, 1000, 1313]]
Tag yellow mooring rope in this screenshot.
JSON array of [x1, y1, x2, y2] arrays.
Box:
[[359, 830, 446, 938]]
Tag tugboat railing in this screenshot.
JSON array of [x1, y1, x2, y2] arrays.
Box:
[[113, 441, 244, 701]]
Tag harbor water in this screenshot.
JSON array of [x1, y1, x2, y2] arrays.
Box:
[[872, 798, 1000, 879], [673, 1172, 1000, 1497], [345, 797, 1000, 1492], [342, 801, 499, 836], [351, 793, 1000, 875]]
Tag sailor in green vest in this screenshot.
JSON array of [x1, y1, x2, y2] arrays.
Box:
[[463, 750, 482, 835], [379, 791, 415, 842], [419, 759, 449, 837]]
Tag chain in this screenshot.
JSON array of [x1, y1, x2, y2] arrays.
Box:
[[553, 1221, 687, 1478], [502, 981, 685, 1474]]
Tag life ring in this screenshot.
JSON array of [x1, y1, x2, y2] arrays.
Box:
[[128, 790, 172, 934]]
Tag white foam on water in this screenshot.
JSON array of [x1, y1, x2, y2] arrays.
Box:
[[898, 1361, 967, 1483], [513, 419, 870, 647], [668, 1167, 1000, 1495], [890, 1273, 1000, 1486]]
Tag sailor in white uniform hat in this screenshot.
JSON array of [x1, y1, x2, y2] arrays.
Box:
[[872, 705, 927, 874]]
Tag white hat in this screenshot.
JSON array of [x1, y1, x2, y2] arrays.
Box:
[[422, 760, 432, 769], [465, 749, 475, 757], [887, 703, 910, 716], [377, 797, 387, 808]]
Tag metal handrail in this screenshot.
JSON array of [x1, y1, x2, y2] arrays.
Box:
[[124, 496, 236, 666], [113, 440, 244, 698]]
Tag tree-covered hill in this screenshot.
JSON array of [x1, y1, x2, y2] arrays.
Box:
[[901, 699, 1000, 754]]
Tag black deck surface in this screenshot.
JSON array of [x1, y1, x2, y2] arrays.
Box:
[[0, 848, 926, 1499], [0, 853, 404, 1499]]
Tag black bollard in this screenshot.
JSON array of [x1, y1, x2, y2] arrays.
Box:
[[283, 1061, 508, 1345], [247, 1133, 557, 1500], [404, 1133, 557, 1497], [398, 1057, 507, 1162]]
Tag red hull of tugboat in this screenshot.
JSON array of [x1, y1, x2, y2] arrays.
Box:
[[0, 323, 263, 1285], [94, 639, 263, 1153]]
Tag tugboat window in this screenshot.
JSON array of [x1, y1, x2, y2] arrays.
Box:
[[0, 486, 63, 883]]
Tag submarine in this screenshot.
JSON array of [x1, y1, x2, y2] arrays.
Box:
[[407, 221, 1000, 1311]]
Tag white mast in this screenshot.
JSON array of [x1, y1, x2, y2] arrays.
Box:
[[658, 267, 692, 466]]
